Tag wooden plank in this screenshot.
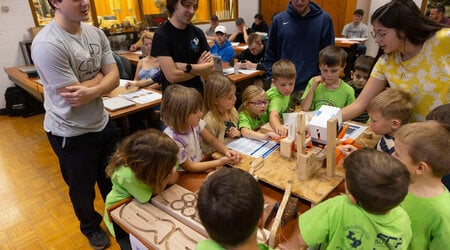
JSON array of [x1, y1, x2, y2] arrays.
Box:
[[110, 199, 205, 250]]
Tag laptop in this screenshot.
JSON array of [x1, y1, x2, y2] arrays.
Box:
[[19, 66, 37, 74], [213, 56, 234, 75], [103, 96, 135, 111]]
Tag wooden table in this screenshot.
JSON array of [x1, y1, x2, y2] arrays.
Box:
[[118, 51, 140, 65], [335, 37, 366, 48], [4, 66, 160, 120]]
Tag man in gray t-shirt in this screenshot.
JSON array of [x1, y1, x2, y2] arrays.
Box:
[[31, 1, 119, 249]]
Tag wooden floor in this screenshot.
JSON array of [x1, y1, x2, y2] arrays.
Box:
[[0, 114, 119, 249]]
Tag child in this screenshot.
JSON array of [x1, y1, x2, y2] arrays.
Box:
[[238, 85, 280, 140], [394, 122, 450, 250], [197, 167, 272, 250], [301, 45, 355, 111], [298, 147, 412, 249], [367, 88, 413, 154], [161, 84, 241, 172], [202, 73, 241, 155], [347, 55, 375, 123], [426, 103, 450, 189], [267, 59, 296, 137], [103, 129, 179, 249]]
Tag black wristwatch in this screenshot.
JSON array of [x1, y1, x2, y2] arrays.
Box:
[[184, 64, 192, 73]]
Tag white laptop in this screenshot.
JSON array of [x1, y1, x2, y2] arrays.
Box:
[[103, 96, 135, 111]]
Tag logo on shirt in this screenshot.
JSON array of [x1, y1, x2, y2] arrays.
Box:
[[190, 37, 200, 53], [282, 21, 290, 25]]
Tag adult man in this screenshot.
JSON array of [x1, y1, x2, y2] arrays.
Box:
[[236, 33, 269, 89], [264, 0, 334, 106], [204, 14, 219, 41], [229, 17, 254, 44], [429, 3, 450, 26], [210, 25, 235, 63], [251, 13, 269, 33], [151, 0, 214, 93], [31, 0, 120, 249]]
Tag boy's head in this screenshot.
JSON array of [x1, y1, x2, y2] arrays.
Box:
[[426, 103, 450, 127], [351, 55, 375, 89], [235, 17, 246, 31], [197, 167, 264, 247], [344, 147, 410, 214], [367, 88, 412, 136], [394, 122, 450, 179], [247, 33, 264, 55], [214, 25, 228, 46], [353, 9, 364, 24], [271, 59, 296, 97], [318, 45, 347, 84]]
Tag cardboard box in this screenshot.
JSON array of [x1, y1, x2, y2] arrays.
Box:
[[308, 105, 342, 145]]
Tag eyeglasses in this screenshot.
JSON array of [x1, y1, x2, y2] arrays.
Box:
[[249, 101, 269, 107], [370, 30, 388, 40]]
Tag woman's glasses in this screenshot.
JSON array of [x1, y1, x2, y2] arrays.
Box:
[[249, 101, 269, 107], [370, 30, 388, 40]]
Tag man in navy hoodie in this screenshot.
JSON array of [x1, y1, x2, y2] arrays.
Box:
[[264, 0, 335, 107]]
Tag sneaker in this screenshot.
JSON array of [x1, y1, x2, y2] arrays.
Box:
[[87, 229, 110, 250]]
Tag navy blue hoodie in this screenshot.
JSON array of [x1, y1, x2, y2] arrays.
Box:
[[264, 1, 335, 91]]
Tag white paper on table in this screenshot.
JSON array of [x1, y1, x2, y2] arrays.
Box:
[[132, 51, 142, 55], [227, 137, 279, 159], [119, 79, 130, 87], [230, 42, 240, 46], [120, 89, 162, 104], [238, 69, 259, 75], [236, 45, 248, 50]]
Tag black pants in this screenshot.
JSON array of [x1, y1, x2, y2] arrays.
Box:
[[47, 120, 119, 236]]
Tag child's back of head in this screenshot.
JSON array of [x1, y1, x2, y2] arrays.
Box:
[[344, 147, 410, 214], [426, 103, 450, 127], [197, 167, 264, 247], [319, 45, 348, 68], [271, 59, 296, 81], [161, 84, 203, 133], [368, 88, 413, 125], [353, 55, 375, 74], [395, 122, 450, 178]]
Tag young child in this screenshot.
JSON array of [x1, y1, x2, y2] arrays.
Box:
[[161, 84, 241, 172], [347, 55, 375, 123], [301, 45, 355, 111], [367, 88, 413, 154], [298, 147, 412, 249], [103, 129, 179, 249], [267, 59, 296, 137], [426, 103, 450, 189], [394, 122, 450, 250], [197, 167, 272, 250], [202, 73, 241, 155], [238, 85, 280, 140]]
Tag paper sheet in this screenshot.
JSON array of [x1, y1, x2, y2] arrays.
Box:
[[227, 137, 279, 159], [120, 89, 162, 104]]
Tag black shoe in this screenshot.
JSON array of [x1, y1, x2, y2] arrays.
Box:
[[87, 229, 110, 250]]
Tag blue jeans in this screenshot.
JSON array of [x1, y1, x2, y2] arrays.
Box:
[[47, 120, 119, 236]]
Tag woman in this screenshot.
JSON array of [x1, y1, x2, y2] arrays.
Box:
[[126, 31, 162, 90], [342, 0, 449, 122]]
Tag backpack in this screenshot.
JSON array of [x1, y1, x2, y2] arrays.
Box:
[[5, 86, 27, 116]]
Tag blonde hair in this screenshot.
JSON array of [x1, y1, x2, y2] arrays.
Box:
[[204, 73, 238, 133], [272, 59, 296, 81], [239, 85, 267, 118], [367, 88, 413, 125], [161, 85, 203, 133], [140, 31, 154, 44], [396, 122, 450, 178], [105, 129, 178, 194]]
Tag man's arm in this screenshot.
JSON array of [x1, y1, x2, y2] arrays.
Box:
[[158, 51, 214, 84]]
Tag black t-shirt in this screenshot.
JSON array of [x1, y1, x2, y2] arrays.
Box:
[[151, 21, 210, 93]]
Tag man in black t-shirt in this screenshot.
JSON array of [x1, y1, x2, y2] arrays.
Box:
[[151, 0, 214, 93]]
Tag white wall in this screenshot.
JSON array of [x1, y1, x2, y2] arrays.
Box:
[[0, 0, 35, 109]]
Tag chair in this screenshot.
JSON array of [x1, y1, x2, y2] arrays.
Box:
[[119, 56, 134, 80]]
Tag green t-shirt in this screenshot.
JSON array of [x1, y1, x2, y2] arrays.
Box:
[[267, 86, 290, 114], [401, 188, 450, 250], [238, 110, 269, 130], [301, 78, 355, 111], [196, 239, 272, 250], [103, 166, 153, 236], [299, 195, 412, 249]]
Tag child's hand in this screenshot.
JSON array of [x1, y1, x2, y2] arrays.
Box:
[[265, 132, 280, 141], [125, 81, 136, 89], [338, 145, 358, 156], [311, 75, 323, 88], [224, 149, 242, 165], [275, 125, 288, 137], [226, 127, 241, 138]]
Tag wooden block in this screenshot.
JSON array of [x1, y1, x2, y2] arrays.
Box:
[[297, 149, 324, 181], [269, 182, 292, 248], [326, 118, 337, 177], [280, 137, 294, 158], [250, 157, 264, 175]]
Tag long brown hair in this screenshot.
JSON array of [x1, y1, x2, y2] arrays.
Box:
[[106, 129, 178, 194]]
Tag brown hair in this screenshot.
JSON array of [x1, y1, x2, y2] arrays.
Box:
[[238, 85, 267, 118], [426, 103, 450, 127], [271, 59, 296, 81], [367, 88, 413, 125], [161, 84, 203, 133], [344, 147, 410, 214], [318, 45, 348, 68], [105, 129, 178, 194], [247, 33, 262, 46], [353, 55, 375, 74], [204, 73, 238, 134], [396, 122, 450, 177], [166, 0, 198, 16]]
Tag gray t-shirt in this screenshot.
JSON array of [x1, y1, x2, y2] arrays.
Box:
[[341, 22, 368, 38], [32, 21, 115, 137]]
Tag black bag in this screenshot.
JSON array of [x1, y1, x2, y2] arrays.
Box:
[[5, 86, 27, 116]]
